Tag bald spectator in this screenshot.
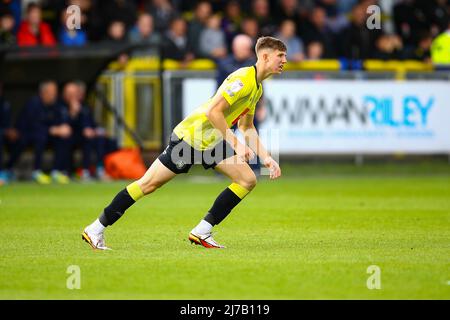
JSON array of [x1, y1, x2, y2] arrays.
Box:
[[17, 3, 56, 47], [216, 34, 256, 86]]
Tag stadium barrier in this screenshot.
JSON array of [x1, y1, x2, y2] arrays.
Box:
[[1, 45, 449, 157]]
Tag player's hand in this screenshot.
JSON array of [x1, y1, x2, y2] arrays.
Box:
[[235, 143, 255, 163], [263, 156, 281, 180]]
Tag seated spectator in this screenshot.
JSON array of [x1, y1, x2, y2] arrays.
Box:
[[145, 0, 178, 33], [100, 0, 137, 33], [17, 3, 56, 47], [216, 34, 256, 85], [5, 81, 72, 184], [0, 83, 15, 185], [339, 4, 381, 60], [63, 81, 112, 181], [199, 14, 227, 60], [301, 6, 336, 58], [0, 10, 15, 47], [221, 0, 243, 50], [372, 34, 405, 60], [128, 13, 161, 57], [275, 19, 304, 62], [240, 17, 260, 45], [188, 1, 212, 58], [103, 20, 129, 66], [306, 41, 324, 60], [408, 31, 432, 63], [252, 0, 277, 36], [104, 20, 128, 44], [75, 81, 116, 180], [162, 17, 194, 65], [59, 6, 88, 46]]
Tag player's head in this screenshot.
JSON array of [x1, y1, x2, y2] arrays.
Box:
[[255, 36, 287, 74]]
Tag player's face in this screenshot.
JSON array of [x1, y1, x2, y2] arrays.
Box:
[[269, 50, 287, 74]]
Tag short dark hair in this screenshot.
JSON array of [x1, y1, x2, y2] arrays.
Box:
[[255, 36, 287, 53], [26, 2, 40, 13]]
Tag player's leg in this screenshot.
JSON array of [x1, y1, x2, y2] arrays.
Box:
[[82, 158, 177, 250], [190, 155, 256, 248]]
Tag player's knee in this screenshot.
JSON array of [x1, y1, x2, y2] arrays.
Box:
[[238, 172, 257, 191], [137, 179, 162, 195]]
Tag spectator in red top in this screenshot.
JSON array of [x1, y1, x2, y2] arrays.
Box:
[[17, 3, 56, 47]]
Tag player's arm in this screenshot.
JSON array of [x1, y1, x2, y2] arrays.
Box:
[[205, 95, 255, 162], [238, 114, 281, 179]]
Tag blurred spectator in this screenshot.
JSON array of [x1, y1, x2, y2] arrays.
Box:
[[275, 19, 304, 62], [301, 6, 336, 58], [187, 1, 212, 58], [424, 0, 450, 36], [339, 4, 381, 60], [17, 2, 56, 47], [199, 14, 227, 60], [306, 41, 324, 60], [252, 0, 277, 36], [59, 6, 87, 46], [407, 31, 433, 63], [318, 0, 349, 34], [372, 34, 405, 60], [162, 17, 194, 65], [145, 0, 178, 33], [63, 81, 93, 180], [216, 34, 256, 85], [431, 20, 450, 66], [63, 81, 109, 181], [275, 0, 302, 26], [128, 13, 161, 57], [393, 0, 429, 47], [0, 83, 15, 185], [100, 0, 137, 34], [75, 81, 115, 180], [104, 20, 127, 44], [221, 0, 243, 49], [0, 10, 15, 47], [69, 0, 103, 42], [103, 20, 129, 66], [240, 17, 260, 44], [6, 81, 72, 184]]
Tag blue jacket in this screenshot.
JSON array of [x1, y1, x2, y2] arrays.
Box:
[[16, 96, 69, 136], [0, 97, 12, 130]]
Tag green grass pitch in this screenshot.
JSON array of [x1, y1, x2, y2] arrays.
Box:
[[0, 163, 449, 299]]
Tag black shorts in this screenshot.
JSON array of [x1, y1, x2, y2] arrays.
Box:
[[158, 133, 236, 174]]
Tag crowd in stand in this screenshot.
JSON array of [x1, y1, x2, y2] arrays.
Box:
[[1, 0, 450, 185], [0, 80, 117, 185], [0, 0, 449, 63]]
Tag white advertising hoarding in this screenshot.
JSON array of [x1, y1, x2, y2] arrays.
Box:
[[183, 79, 450, 154]]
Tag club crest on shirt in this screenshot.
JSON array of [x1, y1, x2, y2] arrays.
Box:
[[225, 80, 244, 97], [176, 160, 186, 170]]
